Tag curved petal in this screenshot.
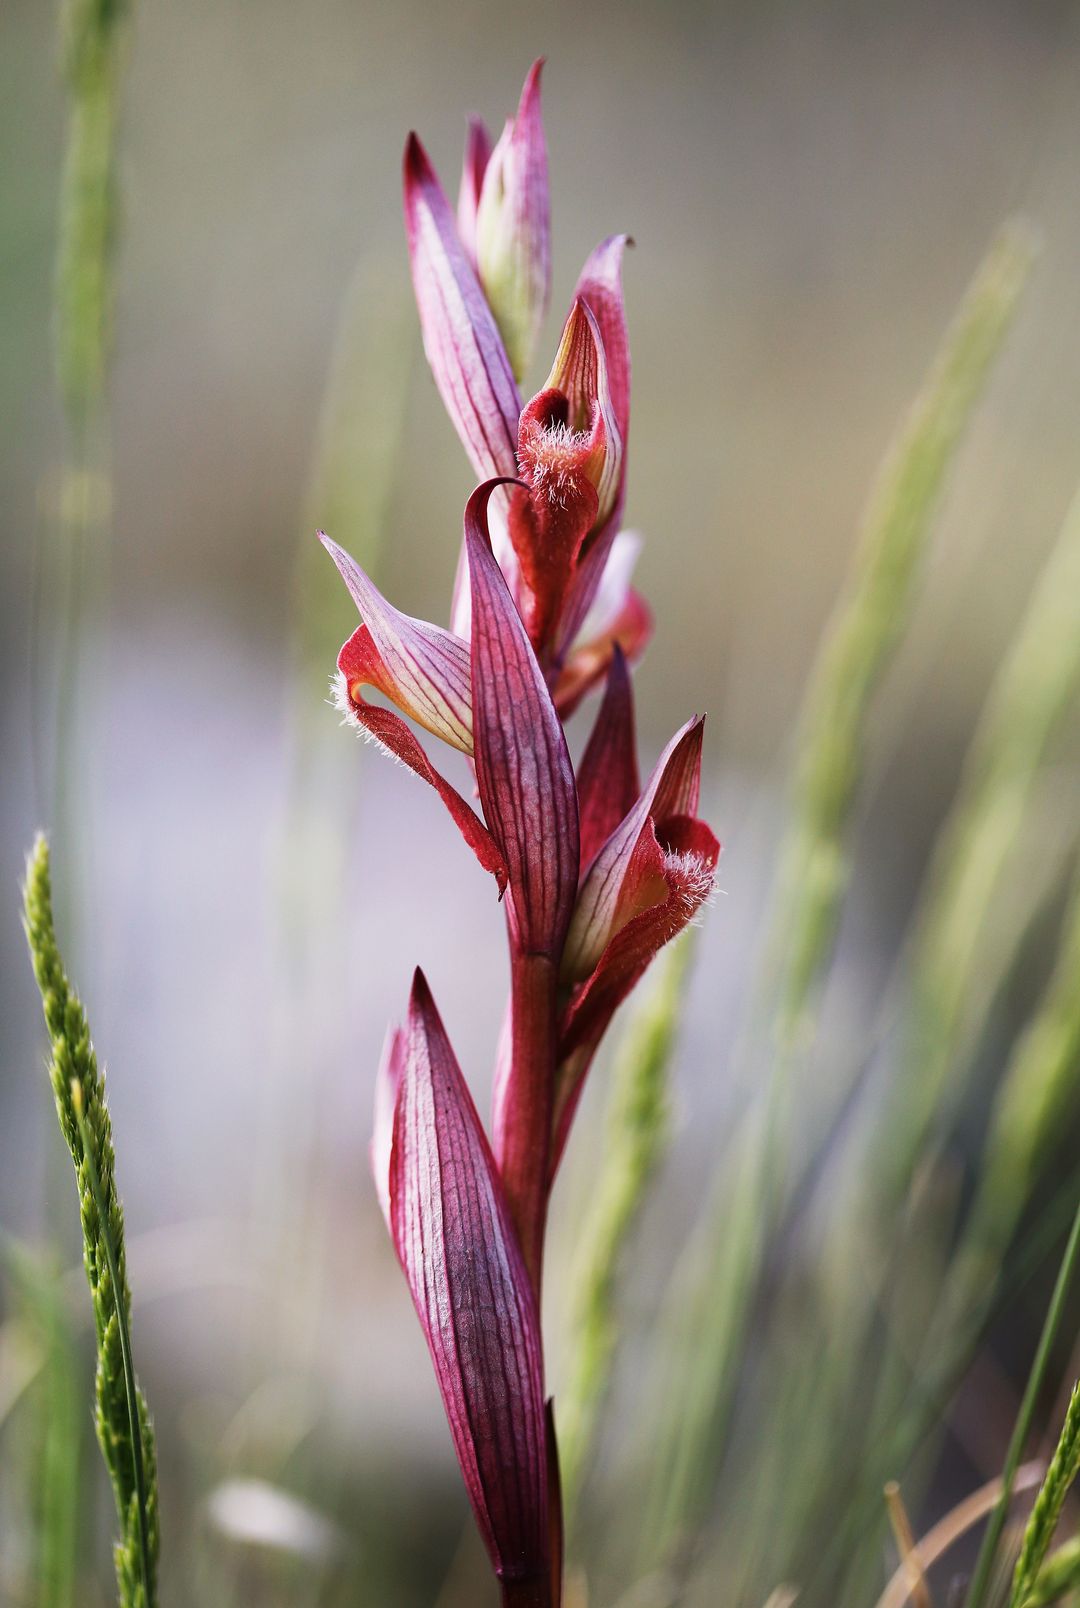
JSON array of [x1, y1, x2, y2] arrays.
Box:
[[563, 716, 704, 978], [388, 970, 550, 1590], [404, 133, 522, 481], [335, 629, 505, 892], [322, 533, 473, 751], [466, 480, 580, 957]]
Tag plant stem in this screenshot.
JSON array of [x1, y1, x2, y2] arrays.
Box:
[[966, 1194, 1080, 1608], [501, 952, 558, 1295]]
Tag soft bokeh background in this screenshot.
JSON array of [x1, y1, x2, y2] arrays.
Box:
[[4, 1, 1080, 1603]]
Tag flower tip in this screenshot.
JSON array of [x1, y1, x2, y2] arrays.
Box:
[[403, 131, 430, 187], [521, 56, 545, 104], [408, 965, 432, 1014]]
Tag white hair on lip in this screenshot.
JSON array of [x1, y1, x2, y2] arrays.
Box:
[[327, 672, 410, 772], [662, 848, 717, 919]]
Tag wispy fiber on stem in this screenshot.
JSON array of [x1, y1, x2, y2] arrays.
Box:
[[22, 835, 159, 1608]]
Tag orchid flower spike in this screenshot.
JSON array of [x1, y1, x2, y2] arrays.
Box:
[[322, 60, 719, 1608]]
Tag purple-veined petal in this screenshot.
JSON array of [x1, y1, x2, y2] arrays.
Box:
[[575, 647, 640, 870], [475, 59, 551, 383], [335, 626, 506, 892], [552, 815, 720, 1175], [404, 133, 522, 482], [466, 480, 580, 958], [563, 717, 704, 979], [321, 533, 473, 751], [388, 970, 550, 1590], [457, 116, 493, 266]]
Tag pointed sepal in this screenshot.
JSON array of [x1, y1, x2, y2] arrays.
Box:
[[404, 132, 522, 481], [575, 646, 640, 871], [382, 971, 551, 1592]]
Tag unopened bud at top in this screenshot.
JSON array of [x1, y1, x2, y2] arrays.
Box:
[[474, 59, 551, 383]]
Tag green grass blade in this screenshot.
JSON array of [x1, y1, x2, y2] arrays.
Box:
[[768, 218, 1035, 1058], [878, 477, 1080, 1212], [945, 855, 1080, 1339], [55, 0, 135, 434], [0, 1236, 84, 1608], [22, 834, 159, 1608], [641, 220, 1034, 1568]]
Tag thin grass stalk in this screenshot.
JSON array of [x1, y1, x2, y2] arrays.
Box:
[[642, 221, 1034, 1565], [22, 834, 159, 1608], [45, 0, 135, 886], [768, 218, 1034, 1060], [878, 480, 1080, 1210], [966, 1196, 1080, 1608], [794, 483, 1080, 1601], [943, 853, 1080, 1347], [558, 936, 693, 1512], [0, 1238, 83, 1608], [1009, 1382, 1080, 1608]]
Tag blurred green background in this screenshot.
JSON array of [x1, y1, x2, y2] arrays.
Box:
[[4, 1, 1080, 1604]]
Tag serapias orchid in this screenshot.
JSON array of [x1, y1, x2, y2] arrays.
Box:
[[322, 61, 718, 1608]]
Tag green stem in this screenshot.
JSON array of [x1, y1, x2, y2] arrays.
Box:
[[966, 1194, 1080, 1608]]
